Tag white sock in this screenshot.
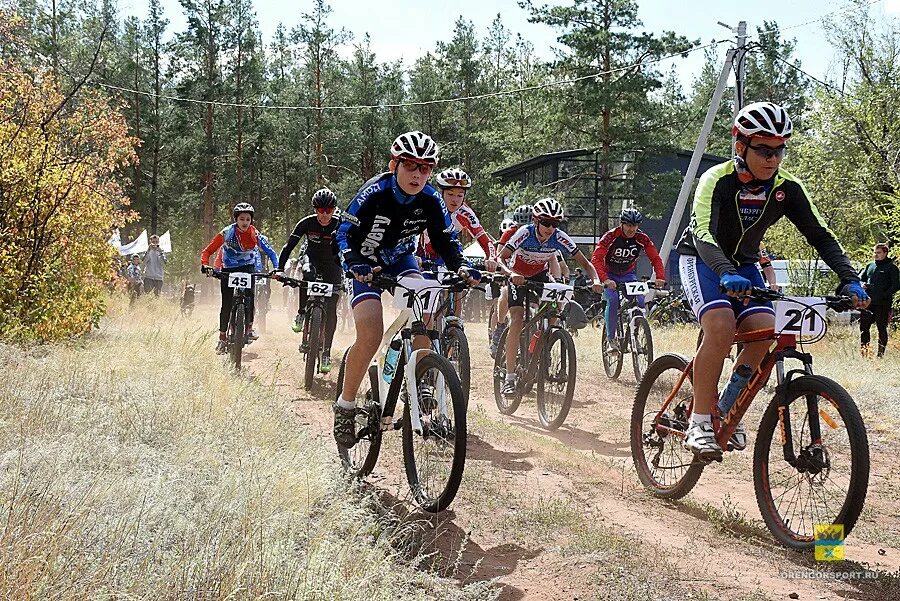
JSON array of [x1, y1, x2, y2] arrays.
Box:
[[337, 396, 355, 410], [505, 373, 515, 383], [690, 413, 712, 426]]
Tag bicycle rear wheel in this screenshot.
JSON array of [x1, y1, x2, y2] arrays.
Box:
[[536, 328, 576, 430], [492, 327, 522, 415], [303, 306, 323, 390], [335, 348, 383, 477], [631, 316, 653, 383], [230, 303, 245, 370], [754, 375, 870, 551], [402, 352, 467, 513], [442, 325, 471, 402], [630, 353, 704, 499]]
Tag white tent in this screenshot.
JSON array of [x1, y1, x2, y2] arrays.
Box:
[[118, 230, 148, 256], [108, 229, 121, 250], [159, 230, 172, 253], [462, 241, 485, 258]]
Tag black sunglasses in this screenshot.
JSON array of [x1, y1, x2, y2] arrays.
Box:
[[538, 218, 560, 228], [748, 144, 787, 160]]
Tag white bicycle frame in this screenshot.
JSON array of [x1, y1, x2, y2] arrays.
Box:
[[373, 282, 451, 435]]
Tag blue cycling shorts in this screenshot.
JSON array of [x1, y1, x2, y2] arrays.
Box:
[[349, 255, 420, 308], [678, 254, 774, 323]]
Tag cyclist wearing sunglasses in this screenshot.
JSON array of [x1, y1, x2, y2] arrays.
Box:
[[591, 207, 666, 352], [676, 101, 869, 459], [332, 131, 481, 448], [276, 188, 342, 372], [496, 198, 603, 398], [418, 167, 497, 274]]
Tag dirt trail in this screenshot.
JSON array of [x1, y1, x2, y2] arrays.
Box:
[[208, 305, 899, 601]]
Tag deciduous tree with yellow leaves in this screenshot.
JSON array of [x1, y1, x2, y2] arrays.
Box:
[[0, 10, 137, 341]]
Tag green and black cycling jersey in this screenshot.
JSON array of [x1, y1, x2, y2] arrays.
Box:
[[676, 159, 859, 284]]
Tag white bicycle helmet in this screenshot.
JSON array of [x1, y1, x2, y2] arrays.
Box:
[[733, 101, 793, 139], [513, 204, 533, 225], [233, 202, 254, 219], [435, 167, 472, 189], [532, 198, 564, 220], [390, 130, 439, 164]]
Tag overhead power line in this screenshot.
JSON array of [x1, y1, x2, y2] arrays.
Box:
[[94, 38, 731, 112]]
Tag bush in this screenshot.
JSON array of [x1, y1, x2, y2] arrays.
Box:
[[0, 10, 136, 341]]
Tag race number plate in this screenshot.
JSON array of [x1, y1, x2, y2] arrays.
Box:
[[307, 282, 334, 297], [774, 297, 826, 339], [228, 272, 252, 289], [393, 277, 442, 313], [624, 281, 649, 296], [540, 283, 574, 302]]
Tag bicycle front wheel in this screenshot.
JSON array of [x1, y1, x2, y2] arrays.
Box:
[[442, 325, 471, 402], [754, 375, 870, 551], [335, 348, 383, 477], [631, 316, 653, 383], [630, 353, 704, 499], [303, 306, 323, 390], [402, 352, 467, 513], [536, 328, 576, 430], [230, 303, 245, 370]]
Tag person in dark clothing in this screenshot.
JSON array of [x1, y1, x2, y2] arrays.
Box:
[[277, 188, 342, 373], [859, 243, 900, 357]]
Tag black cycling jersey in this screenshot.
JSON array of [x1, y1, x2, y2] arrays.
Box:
[[279, 215, 342, 283], [676, 159, 858, 284], [336, 172, 465, 272]]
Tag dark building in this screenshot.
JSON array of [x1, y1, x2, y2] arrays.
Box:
[[493, 148, 727, 286]]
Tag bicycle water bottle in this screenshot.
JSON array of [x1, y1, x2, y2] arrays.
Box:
[[382, 340, 402, 384], [718, 364, 753, 417], [528, 330, 541, 353]]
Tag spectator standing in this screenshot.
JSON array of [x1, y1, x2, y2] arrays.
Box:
[[125, 254, 143, 302], [859, 243, 900, 357], [143, 234, 167, 296]]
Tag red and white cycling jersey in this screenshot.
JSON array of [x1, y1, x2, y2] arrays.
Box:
[[503, 224, 579, 278], [419, 202, 495, 261]]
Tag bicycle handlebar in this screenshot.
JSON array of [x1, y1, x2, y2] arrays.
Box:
[[742, 286, 856, 312]]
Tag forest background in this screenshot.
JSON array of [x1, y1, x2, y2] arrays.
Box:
[[2, 0, 899, 338]]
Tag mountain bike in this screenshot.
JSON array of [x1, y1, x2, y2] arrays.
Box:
[[254, 276, 271, 333], [203, 268, 271, 370], [646, 287, 696, 326], [492, 277, 578, 430], [277, 274, 341, 390], [601, 281, 659, 382], [336, 273, 469, 513], [421, 262, 472, 400], [630, 288, 870, 550]]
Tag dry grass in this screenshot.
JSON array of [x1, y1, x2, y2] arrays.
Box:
[[0, 297, 494, 600]]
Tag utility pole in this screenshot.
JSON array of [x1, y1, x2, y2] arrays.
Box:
[[732, 21, 748, 155], [658, 22, 748, 269]]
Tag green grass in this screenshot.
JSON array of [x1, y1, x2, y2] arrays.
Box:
[[0, 297, 493, 600]]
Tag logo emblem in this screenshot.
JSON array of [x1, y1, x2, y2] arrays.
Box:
[[414, 208, 423, 215], [815, 524, 844, 561], [775, 190, 785, 202]]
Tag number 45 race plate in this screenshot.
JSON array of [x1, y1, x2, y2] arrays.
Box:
[[774, 297, 827, 339]]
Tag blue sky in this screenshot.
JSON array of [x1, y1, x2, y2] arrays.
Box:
[[120, 0, 900, 90]]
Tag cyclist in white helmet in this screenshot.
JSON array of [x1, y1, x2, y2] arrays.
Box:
[[332, 131, 481, 448], [676, 101, 869, 460], [495, 199, 603, 397]]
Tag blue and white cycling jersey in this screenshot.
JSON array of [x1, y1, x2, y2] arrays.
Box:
[[336, 172, 465, 271], [504, 224, 580, 278]]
